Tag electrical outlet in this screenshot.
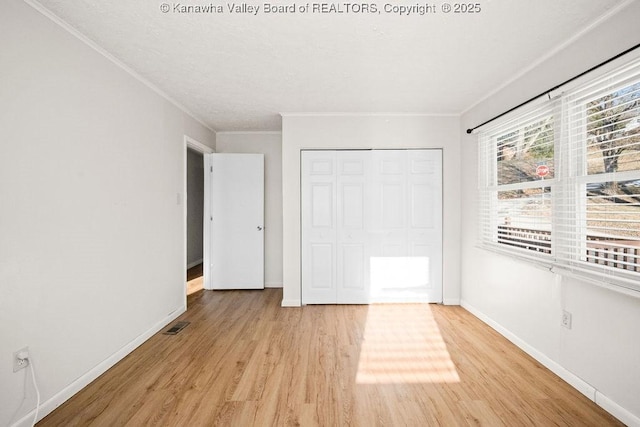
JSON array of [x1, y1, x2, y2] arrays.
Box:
[[561, 311, 572, 329], [13, 347, 29, 372]]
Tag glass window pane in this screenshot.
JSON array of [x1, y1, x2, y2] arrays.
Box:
[[586, 179, 640, 239], [496, 188, 552, 254], [586, 82, 640, 175], [497, 116, 554, 185], [585, 179, 640, 271]]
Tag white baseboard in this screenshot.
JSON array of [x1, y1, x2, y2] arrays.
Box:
[[596, 391, 640, 427], [11, 306, 187, 427], [265, 282, 283, 289], [442, 298, 460, 305], [460, 300, 638, 426], [187, 259, 203, 270], [281, 299, 301, 307]]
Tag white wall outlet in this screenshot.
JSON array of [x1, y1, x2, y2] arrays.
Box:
[[13, 347, 29, 372], [561, 311, 572, 329]]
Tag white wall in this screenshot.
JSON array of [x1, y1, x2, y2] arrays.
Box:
[[216, 132, 283, 287], [186, 149, 204, 267], [0, 1, 215, 425], [460, 2, 640, 424], [281, 115, 461, 306]]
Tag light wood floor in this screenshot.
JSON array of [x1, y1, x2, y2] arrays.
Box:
[[39, 289, 622, 426], [186, 263, 204, 295]]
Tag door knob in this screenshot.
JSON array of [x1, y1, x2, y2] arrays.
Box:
[[257, 226, 263, 231]]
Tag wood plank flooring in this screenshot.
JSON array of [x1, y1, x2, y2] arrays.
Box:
[[39, 289, 622, 426], [186, 264, 204, 295]]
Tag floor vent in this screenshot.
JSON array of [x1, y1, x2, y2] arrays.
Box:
[[163, 321, 190, 335]]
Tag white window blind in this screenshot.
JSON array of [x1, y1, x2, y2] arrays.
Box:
[[556, 60, 640, 289], [479, 56, 640, 292], [479, 103, 556, 261]]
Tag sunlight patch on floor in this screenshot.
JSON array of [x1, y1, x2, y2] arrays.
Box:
[[186, 264, 204, 295], [187, 277, 203, 295], [356, 304, 460, 384]]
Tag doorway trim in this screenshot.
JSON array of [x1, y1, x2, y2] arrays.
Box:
[[184, 135, 214, 303]]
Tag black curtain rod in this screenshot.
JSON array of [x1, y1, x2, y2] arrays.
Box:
[[466, 42, 640, 134]]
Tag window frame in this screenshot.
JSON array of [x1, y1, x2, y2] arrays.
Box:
[[478, 102, 557, 262]]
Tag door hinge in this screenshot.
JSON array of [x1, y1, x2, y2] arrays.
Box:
[[210, 166, 213, 172]]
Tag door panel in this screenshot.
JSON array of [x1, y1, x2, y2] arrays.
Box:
[[302, 151, 337, 304], [369, 151, 408, 301], [341, 244, 365, 290], [410, 184, 434, 228], [312, 184, 333, 228], [381, 184, 405, 228], [369, 150, 442, 303], [406, 150, 442, 302], [336, 151, 370, 303], [341, 184, 364, 228], [310, 244, 334, 289], [208, 153, 264, 290]]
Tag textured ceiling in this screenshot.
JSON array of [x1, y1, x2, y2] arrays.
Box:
[[34, 0, 624, 131]]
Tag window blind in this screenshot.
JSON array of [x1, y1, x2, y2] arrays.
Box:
[[478, 103, 556, 259], [555, 59, 640, 289], [478, 56, 640, 293]]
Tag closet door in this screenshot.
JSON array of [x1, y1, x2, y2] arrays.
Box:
[[302, 149, 443, 304], [369, 150, 443, 303], [336, 151, 371, 304], [369, 150, 410, 301], [302, 151, 337, 304], [407, 150, 442, 303]]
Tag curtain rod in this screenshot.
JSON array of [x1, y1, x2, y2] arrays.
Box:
[[466, 42, 640, 134]]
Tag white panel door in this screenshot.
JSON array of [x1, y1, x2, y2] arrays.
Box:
[[336, 151, 371, 304], [207, 153, 264, 290], [302, 151, 337, 304], [369, 150, 442, 303], [369, 150, 410, 301], [407, 150, 442, 303]]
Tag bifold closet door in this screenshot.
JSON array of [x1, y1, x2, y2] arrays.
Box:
[[302, 149, 442, 304], [302, 151, 337, 304], [335, 151, 371, 304], [301, 151, 372, 304], [369, 150, 442, 303]]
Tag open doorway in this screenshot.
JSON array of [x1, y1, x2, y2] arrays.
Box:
[[184, 136, 214, 300], [186, 147, 204, 295]]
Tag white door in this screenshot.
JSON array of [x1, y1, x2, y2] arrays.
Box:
[[206, 153, 264, 290], [301, 151, 337, 303], [336, 151, 371, 304], [302, 149, 442, 304], [369, 150, 443, 303]]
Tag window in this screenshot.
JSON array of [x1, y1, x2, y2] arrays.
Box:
[[479, 57, 640, 291], [479, 105, 556, 259]]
